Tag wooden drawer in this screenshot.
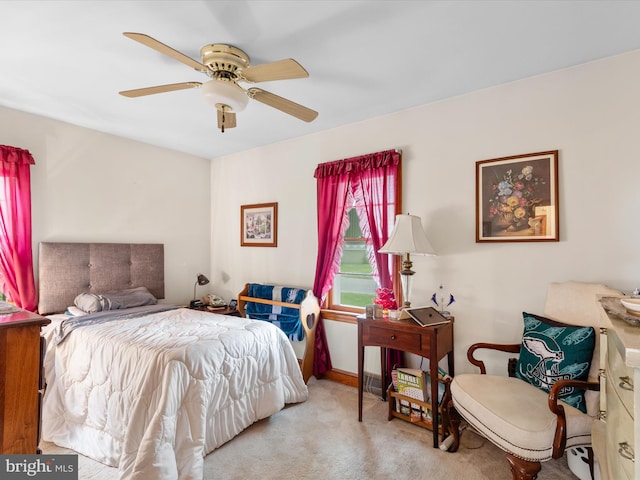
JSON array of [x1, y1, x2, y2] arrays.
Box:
[[607, 330, 635, 417], [366, 325, 422, 352], [606, 372, 634, 480]]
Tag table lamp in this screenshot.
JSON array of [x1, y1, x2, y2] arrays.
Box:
[[379, 214, 435, 308], [191, 273, 210, 307]]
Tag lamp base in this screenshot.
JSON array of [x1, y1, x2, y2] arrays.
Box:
[[399, 265, 415, 309]]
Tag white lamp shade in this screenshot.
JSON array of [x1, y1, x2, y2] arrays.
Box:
[[379, 214, 436, 255], [202, 79, 249, 112]]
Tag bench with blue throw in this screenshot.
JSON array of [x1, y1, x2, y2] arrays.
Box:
[[237, 283, 319, 383]]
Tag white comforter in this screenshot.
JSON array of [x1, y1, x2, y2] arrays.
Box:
[[42, 307, 308, 480]]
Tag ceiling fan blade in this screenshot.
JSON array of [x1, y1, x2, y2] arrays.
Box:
[[119, 82, 201, 98], [123, 32, 208, 73], [217, 108, 237, 130], [248, 88, 318, 122], [240, 59, 309, 83]]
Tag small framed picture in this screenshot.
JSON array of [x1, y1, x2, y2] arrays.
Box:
[[241, 202, 278, 247], [476, 151, 559, 242]]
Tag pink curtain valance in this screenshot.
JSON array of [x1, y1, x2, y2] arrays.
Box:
[[0, 145, 36, 166], [313, 149, 399, 178]]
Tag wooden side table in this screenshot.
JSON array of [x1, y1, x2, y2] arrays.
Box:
[[357, 315, 454, 448]]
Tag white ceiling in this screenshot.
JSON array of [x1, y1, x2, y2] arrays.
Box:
[[2, 1, 640, 159]]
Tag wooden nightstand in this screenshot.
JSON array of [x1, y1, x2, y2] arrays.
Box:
[[357, 314, 454, 448], [189, 305, 241, 317]]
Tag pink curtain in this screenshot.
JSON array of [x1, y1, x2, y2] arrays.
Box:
[[311, 170, 350, 375], [312, 149, 400, 376], [0, 145, 37, 311], [352, 155, 398, 294]]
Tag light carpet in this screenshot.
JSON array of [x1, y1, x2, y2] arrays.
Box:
[[41, 378, 578, 479]]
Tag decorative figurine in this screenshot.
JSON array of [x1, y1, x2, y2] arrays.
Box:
[[431, 284, 455, 318]]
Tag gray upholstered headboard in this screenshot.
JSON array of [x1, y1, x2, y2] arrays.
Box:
[[38, 242, 164, 314]]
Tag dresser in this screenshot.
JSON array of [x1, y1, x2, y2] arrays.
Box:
[[593, 305, 640, 480], [0, 308, 50, 454]]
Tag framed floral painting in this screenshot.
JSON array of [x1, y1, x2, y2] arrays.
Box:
[[476, 151, 559, 242], [241, 202, 278, 247]]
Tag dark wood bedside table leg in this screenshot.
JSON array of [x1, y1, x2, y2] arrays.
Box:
[[380, 346, 387, 401], [447, 351, 455, 377], [430, 356, 439, 448], [358, 327, 364, 422]]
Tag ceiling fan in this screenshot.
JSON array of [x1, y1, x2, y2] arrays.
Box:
[[119, 32, 318, 132]]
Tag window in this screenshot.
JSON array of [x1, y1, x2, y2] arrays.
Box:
[[330, 208, 377, 310], [313, 150, 401, 319], [328, 205, 401, 313]]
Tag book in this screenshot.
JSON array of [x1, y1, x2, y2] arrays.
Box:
[[392, 367, 450, 421], [391, 368, 398, 392], [393, 368, 424, 417], [396, 368, 427, 402]]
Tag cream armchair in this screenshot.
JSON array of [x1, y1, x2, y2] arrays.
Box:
[[446, 281, 620, 480]]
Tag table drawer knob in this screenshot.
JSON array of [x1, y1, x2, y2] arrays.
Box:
[[390, 335, 396, 340], [619, 375, 634, 391], [618, 441, 635, 462]]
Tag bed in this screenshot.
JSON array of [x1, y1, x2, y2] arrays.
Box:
[[38, 242, 308, 480]]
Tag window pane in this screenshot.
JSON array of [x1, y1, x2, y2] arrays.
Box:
[[345, 208, 362, 239], [333, 272, 377, 308], [335, 238, 376, 308], [341, 240, 371, 274]]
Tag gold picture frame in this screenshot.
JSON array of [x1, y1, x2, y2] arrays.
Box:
[[476, 151, 559, 242], [241, 202, 278, 247]]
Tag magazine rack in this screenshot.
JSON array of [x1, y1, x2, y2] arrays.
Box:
[[387, 377, 452, 436]]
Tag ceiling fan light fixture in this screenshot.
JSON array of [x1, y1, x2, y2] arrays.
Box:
[[202, 79, 248, 112], [121, 33, 317, 128]]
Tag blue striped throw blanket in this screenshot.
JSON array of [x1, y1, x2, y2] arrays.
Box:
[[245, 284, 306, 341]]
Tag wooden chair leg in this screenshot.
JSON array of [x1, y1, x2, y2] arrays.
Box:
[[587, 447, 595, 480], [506, 454, 541, 480], [443, 399, 461, 452]]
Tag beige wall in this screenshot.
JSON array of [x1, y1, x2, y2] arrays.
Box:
[[2, 49, 639, 378], [210, 49, 640, 376], [0, 106, 211, 305]]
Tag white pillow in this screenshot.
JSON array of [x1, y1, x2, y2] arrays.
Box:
[[74, 286, 157, 313], [66, 306, 87, 316]]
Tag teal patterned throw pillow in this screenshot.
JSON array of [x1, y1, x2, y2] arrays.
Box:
[[515, 312, 595, 413]]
